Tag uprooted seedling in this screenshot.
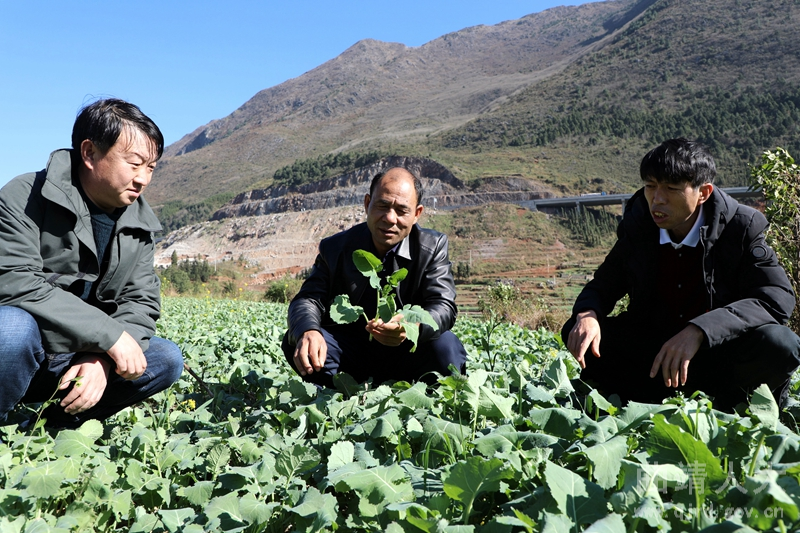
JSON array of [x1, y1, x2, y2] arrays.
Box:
[[330, 249, 437, 352]]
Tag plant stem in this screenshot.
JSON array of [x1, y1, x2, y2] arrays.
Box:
[[748, 432, 767, 477]]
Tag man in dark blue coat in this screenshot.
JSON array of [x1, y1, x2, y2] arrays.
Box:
[[563, 138, 800, 410], [283, 167, 467, 387]]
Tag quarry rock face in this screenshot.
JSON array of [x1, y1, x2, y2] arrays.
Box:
[[211, 157, 552, 219]]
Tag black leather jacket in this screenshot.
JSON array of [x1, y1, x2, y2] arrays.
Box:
[[286, 222, 458, 346], [572, 187, 796, 348]]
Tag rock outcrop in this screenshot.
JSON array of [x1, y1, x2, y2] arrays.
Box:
[[211, 157, 554, 219]]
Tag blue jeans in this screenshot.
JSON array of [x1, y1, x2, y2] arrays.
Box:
[[282, 324, 468, 388], [0, 307, 183, 428]]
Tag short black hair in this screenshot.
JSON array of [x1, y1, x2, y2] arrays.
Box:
[[640, 138, 716, 188], [369, 167, 424, 205], [72, 98, 164, 159]]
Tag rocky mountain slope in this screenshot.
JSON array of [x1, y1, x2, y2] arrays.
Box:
[[146, 0, 645, 204], [152, 0, 800, 295]]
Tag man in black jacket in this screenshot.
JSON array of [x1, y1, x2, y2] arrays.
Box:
[[563, 138, 800, 410], [283, 167, 468, 387]]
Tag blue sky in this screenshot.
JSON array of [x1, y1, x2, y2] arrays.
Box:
[[0, 0, 599, 186]]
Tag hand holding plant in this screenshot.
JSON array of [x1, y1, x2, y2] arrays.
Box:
[[330, 249, 437, 352]]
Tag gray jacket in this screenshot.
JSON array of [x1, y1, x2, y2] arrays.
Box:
[[0, 149, 162, 353], [287, 222, 458, 346]]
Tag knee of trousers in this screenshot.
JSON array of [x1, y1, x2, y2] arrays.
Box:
[[755, 325, 800, 371], [149, 337, 185, 386], [0, 307, 43, 361], [426, 332, 468, 373]]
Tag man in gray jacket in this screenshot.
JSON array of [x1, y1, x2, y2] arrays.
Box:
[[563, 138, 800, 411], [283, 167, 467, 387], [0, 99, 183, 428]]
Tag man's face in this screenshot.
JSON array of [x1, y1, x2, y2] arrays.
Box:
[[80, 127, 158, 212], [643, 177, 713, 240], [364, 170, 423, 257]]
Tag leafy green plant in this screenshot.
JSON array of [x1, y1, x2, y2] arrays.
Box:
[[750, 147, 800, 333], [2, 296, 800, 531], [330, 249, 438, 351]]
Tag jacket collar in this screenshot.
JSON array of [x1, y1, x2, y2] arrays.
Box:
[[626, 186, 738, 251], [40, 149, 162, 234], [699, 187, 737, 249]]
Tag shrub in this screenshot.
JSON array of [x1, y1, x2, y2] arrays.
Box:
[[750, 148, 800, 333], [264, 277, 302, 303], [477, 280, 567, 330]]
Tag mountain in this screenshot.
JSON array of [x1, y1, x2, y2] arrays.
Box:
[[146, 0, 645, 205], [147, 0, 800, 211]]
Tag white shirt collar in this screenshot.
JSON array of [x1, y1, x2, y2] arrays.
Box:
[[659, 205, 705, 249]]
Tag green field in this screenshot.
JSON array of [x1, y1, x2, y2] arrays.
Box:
[[1, 296, 799, 532]]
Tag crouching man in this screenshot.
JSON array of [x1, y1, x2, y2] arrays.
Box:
[[563, 138, 800, 411], [0, 99, 183, 428], [282, 167, 468, 387]]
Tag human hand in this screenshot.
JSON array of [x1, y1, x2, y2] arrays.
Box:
[[566, 310, 601, 369], [58, 355, 112, 414], [294, 330, 327, 376], [650, 324, 705, 387], [107, 331, 147, 380], [366, 314, 407, 347]]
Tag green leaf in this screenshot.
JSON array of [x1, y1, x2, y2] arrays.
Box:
[[178, 481, 214, 506], [588, 389, 617, 415], [290, 486, 338, 529], [204, 492, 247, 531], [328, 440, 355, 471], [609, 459, 688, 514], [584, 436, 628, 489], [76, 419, 104, 441], [540, 511, 574, 533], [584, 513, 625, 533], [544, 460, 608, 526], [749, 384, 779, 431], [404, 322, 421, 352], [378, 295, 397, 322], [645, 414, 726, 497], [396, 382, 436, 410], [331, 293, 364, 324], [275, 444, 320, 479], [743, 469, 799, 527], [399, 304, 438, 330], [53, 430, 95, 457], [477, 385, 515, 420], [238, 493, 277, 526], [158, 508, 195, 532], [443, 456, 515, 522], [19, 463, 65, 498], [353, 249, 382, 273], [332, 464, 414, 517], [542, 355, 574, 397], [527, 407, 582, 439], [387, 268, 408, 287], [361, 409, 403, 439], [353, 249, 382, 290]]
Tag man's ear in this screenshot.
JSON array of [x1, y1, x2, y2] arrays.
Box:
[[697, 183, 714, 205], [414, 204, 424, 220], [363, 193, 371, 213], [80, 139, 97, 170]]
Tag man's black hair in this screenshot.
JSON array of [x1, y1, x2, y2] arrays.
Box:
[[72, 98, 164, 159], [639, 138, 716, 188], [369, 167, 424, 206]]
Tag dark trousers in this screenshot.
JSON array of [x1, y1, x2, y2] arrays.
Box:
[[282, 325, 468, 388], [561, 314, 800, 411]]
